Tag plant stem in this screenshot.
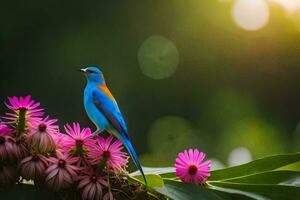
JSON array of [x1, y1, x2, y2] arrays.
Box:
[[16, 108, 26, 140]]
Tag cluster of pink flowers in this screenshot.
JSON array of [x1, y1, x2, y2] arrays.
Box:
[[0, 95, 212, 200], [0, 96, 129, 200]]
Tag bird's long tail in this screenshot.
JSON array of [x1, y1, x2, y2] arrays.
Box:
[[120, 132, 147, 185]]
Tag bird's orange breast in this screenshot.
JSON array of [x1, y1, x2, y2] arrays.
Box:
[[97, 85, 115, 100]]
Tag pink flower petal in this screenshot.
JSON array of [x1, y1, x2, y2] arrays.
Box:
[[175, 148, 211, 184]]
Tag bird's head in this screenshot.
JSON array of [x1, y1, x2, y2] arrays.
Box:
[[79, 66, 105, 84]]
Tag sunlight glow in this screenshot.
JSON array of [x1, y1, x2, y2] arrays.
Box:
[[232, 0, 270, 31], [228, 147, 252, 166], [270, 0, 300, 31], [270, 0, 300, 14]]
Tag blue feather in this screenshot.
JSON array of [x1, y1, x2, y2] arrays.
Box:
[[82, 66, 147, 184], [120, 131, 147, 185]]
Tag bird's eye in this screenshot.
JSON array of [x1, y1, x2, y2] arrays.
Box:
[[87, 70, 94, 74]]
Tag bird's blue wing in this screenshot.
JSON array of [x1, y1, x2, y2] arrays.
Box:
[[92, 86, 147, 184], [92, 87, 128, 134]]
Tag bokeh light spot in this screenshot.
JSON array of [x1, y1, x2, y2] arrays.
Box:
[[228, 146, 252, 166], [141, 116, 203, 166], [138, 35, 179, 79], [211, 158, 225, 170], [217, 118, 287, 159], [232, 0, 270, 31]]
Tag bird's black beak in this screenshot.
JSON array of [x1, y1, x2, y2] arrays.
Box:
[[78, 68, 86, 73]]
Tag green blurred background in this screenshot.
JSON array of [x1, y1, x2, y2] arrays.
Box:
[[0, 0, 299, 169]]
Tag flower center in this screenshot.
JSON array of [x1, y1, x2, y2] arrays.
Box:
[[90, 175, 97, 183], [0, 136, 5, 144], [38, 123, 47, 132], [76, 140, 83, 148], [58, 159, 66, 168], [103, 151, 110, 160], [188, 165, 198, 175], [72, 140, 85, 155]]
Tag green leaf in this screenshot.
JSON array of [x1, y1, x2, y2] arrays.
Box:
[[210, 170, 300, 184], [209, 182, 300, 200], [208, 184, 265, 200], [133, 174, 164, 188], [210, 152, 300, 181], [155, 180, 224, 200], [130, 167, 175, 178], [156, 180, 263, 200], [279, 161, 300, 171]]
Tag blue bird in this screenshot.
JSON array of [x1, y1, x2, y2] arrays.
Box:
[[79, 66, 147, 184]]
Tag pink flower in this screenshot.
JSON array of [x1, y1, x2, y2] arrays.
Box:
[[0, 133, 15, 162], [0, 164, 17, 187], [10, 140, 27, 162], [3, 96, 44, 125], [52, 132, 68, 150], [45, 151, 78, 191], [20, 154, 48, 181], [0, 122, 15, 162], [0, 128, 26, 162], [27, 117, 58, 153], [175, 149, 211, 184], [0, 122, 13, 135], [103, 191, 114, 200], [77, 169, 108, 200], [62, 123, 96, 163], [89, 136, 128, 172]]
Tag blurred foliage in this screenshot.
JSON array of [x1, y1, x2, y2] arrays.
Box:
[[218, 118, 287, 160], [141, 116, 207, 166], [0, 0, 299, 168]]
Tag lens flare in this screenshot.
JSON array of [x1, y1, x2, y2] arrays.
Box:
[[138, 35, 179, 79], [232, 0, 270, 31]]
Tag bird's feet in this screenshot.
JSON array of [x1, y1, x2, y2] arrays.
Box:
[[91, 129, 104, 138]]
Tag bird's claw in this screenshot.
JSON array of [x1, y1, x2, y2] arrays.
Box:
[[91, 129, 102, 138]]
